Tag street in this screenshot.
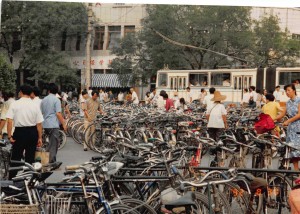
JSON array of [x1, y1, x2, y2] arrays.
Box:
[[47, 137, 97, 183]]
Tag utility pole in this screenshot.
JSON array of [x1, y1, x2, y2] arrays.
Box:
[[85, 3, 93, 90]]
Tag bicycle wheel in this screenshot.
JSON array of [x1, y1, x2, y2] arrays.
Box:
[[97, 204, 140, 214], [120, 198, 157, 214], [58, 130, 67, 150], [265, 173, 292, 214]]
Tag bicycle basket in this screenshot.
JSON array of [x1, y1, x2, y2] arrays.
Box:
[[45, 195, 71, 214], [0, 204, 39, 214]]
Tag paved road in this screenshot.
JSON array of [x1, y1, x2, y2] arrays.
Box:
[[47, 137, 97, 182]]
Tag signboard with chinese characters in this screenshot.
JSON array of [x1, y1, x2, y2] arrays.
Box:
[[70, 56, 116, 69]]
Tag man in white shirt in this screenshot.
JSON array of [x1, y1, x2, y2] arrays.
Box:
[[88, 87, 92, 97], [130, 88, 139, 105], [6, 85, 44, 179], [273, 85, 281, 102], [186, 87, 193, 103], [249, 86, 257, 108], [150, 88, 159, 106], [117, 91, 124, 104], [241, 88, 250, 108], [30, 86, 42, 108], [0, 92, 15, 138], [80, 90, 89, 117], [203, 87, 215, 110]]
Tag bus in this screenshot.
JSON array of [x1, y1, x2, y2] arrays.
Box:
[[156, 67, 300, 103]]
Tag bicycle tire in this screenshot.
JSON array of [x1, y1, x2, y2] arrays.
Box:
[[120, 198, 157, 214], [97, 204, 140, 214], [58, 130, 67, 150]]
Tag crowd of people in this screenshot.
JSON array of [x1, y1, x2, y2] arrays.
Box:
[[1, 80, 300, 179]]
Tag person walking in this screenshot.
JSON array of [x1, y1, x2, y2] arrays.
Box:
[[130, 88, 139, 105], [241, 88, 250, 108], [203, 87, 216, 110], [41, 83, 67, 165], [273, 86, 281, 102], [80, 90, 89, 117], [249, 86, 257, 108], [30, 86, 42, 108], [0, 92, 15, 139], [278, 84, 300, 171], [206, 91, 228, 141], [82, 90, 104, 151], [6, 85, 44, 179], [199, 88, 207, 105]]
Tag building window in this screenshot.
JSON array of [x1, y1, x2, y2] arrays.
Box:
[[158, 73, 167, 87], [279, 72, 300, 85], [76, 32, 81, 51], [93, 26, 105, 50], [211, 73, 231, 86], [61, 31, 67, 51], [292, 34, 300, 40], [189, 73, 208, 87], [11, 32, 21, 52], [124, 26, 135, 36], [105, 69, 112, 73], [107, 26, 121, 50], [94, 69, 105, 74]]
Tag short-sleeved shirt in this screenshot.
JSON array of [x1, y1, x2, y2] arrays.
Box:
[[207, 103, 227, 128], [6, 97, 44, 127], [132, 91, 139, 104], [1, 98, 15, 133], [165, 98, 174, 111], [262, 101, 281, 120], [82, 98, 101, 121], [32, 97, 42, 109], [41, 94, 61, 128], [203, 94, 214, 110]]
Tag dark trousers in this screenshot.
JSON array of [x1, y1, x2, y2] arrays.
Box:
[[45, 128, 59, 163], [9, 126, 38, 179], [208, 128, 224, 141]]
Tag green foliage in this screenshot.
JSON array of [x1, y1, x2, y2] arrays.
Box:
[[0, 55, 16, 93], [1, 1, 87, 87], [253, 15, 300, 67]]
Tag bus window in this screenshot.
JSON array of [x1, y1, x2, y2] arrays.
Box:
[[183, 77, 186, 89], [170, 78, 174, 90], [189, 73, 208, 87], [279, 72, 300, 86], [211, 73, 231, 86], [234, 77, 237, 89], [158, 73, 167, 87], [179, 78, 182, 90]]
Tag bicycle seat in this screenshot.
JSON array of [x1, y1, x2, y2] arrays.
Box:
[[164, 191, 197, 210], [250, 177, 268, 190]]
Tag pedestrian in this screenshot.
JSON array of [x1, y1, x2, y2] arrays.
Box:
[[206, 91, 228, 141], [278, 84, 300, 171], [261, 89, 267, 106], [150, 88, 159, 106], [82, 90, 104, 151], [273, 85, 281, 102], [41, 83, 67, 165], [99, 89, 105, 103], [30, 86, 42, 108], [145, 92, 151, 105], [179, 98, 188, 111], [262, 93, 283, 136], [88, 87, 92, 97], [173, 91, 180, 109], [186, 87, 193, 103], [249, 86, 257, 108], [0, 92, 15, 139], [6, 85, 43, 179], [117, 91, 124, 104], [256, 89, 262, 109], [108, 90, 114, 102], [203, 87, 216, 110], [199, 88, 207, 105], [130, 88, 139, 105], [241, 88, 250, 108], [162, 93, 174, 112], [79, 90, 89, 117]]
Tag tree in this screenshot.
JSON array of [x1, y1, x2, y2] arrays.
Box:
[[111, 5, 255, 80], [1, 1, 88, 87], [253, 15, 300, 67], [0, 55, 16, 93]]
